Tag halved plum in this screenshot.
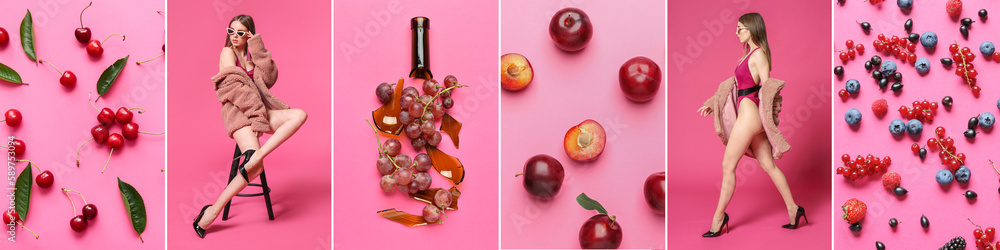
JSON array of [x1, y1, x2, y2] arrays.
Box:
[[501, 53, 533, 91], [564, 119, 606, 161]]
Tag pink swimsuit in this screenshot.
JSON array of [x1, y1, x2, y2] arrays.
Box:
[[235, 47, 254, 78], [733, 47, 761, 116]]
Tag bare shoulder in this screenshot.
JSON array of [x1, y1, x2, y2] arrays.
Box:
[[219, 47, 236, 67], [749, 49, 767, 64]]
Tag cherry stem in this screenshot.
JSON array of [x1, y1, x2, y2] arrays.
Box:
[[514, 173, 524, 177], [62, 188, 79, 216], [16, 221, 39, 239], [610, 215, 617, 227], [79, 2, 92, 28], [129, 107, 146, 113], [62, 188, 88, 204], [76, 138, 92, 167], [101, 34, 125, 45], [39, 60, 62, 74], [156, 10, 164, 14], [101, 148, 113, 173], [990, 159, 999, 174], [139, 131, 165, 135], [14, 160, 41, 172], [88, 93, 100, 112], [136, 53, 164, 65]]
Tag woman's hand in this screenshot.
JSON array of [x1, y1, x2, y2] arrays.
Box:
[[697, 106, 713, 117], [246, 31, 256, 40]]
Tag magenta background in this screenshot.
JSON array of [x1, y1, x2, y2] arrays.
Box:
[[0, 0, 165, 249], [165, 0, 331, 249], [833, 2, 1000, 249], [332, 0, 499, 249], [667, 0, 832, 249], [499, 1, 665, 249]]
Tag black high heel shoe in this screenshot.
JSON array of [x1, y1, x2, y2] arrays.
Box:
[[192, 205, 211, 238], [782, 206, 808, 229], [702, 213, 729, 237], [233, 149, 256, 183]]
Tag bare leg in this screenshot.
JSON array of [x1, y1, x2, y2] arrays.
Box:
[[750, 133, 799, 223], [710, 100, 764, 232], [197, 109, 306, 228], [242, 109, 308, 173]]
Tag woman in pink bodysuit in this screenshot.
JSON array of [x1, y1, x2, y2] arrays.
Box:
[[697, 13, 805, 237]]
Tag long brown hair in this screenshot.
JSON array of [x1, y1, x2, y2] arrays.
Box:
[[738, 13, 772, 70], [224, 14, 256, 47]]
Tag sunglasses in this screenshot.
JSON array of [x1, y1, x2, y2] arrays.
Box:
[[227, 28, 247, 37], [736, 26, 749, 32]]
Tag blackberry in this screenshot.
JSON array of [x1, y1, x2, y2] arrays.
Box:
[[938, 236, 966, 250]]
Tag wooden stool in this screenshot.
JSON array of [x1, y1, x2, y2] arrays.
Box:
[[222, 145, 275, 220]]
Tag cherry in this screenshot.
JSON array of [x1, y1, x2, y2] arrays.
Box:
[[8, 139, 25, 156], [82, 204, 98, 220], [86, 34, 125, 57], [643, 172, 665, 214], [517, 154, 565, 199], [3, 109, 22, 126], [97, 107, 115, 126], [75, 2, 93, 43], [579, 214, 623, 249], [64, 188, 98, 222], [91, 125, 109, 143], [40, 60, 76, 88], [18, 160, 54, 188], [70, 215, 88, 232], [123, 122, 139, 140], [102, 133, 124, 173], [115, 107, 145, 124], [2, 209, 16, 225], [549, 8, 592, 52], [0, 27, 8, 46], [618, 56, 662, 102]]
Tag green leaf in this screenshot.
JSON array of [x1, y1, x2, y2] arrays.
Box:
[[576, 193, 607, 215], [14, 163, 32, 222], [97, 55, 129, 97], [0, 62, 25, 84], [118, 177, 146, 243], [20, 9, 37, 62]]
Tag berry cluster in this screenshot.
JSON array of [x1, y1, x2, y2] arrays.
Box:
[[837, 40, 865, 62], [837, 154, 892, 181], [873, 34, 917, 64], [374, 137, 435, 195], [963, 112, 995, 139], [898, 99, 939, 122], [376, 76, 464, 150], [927, 126, 967, 172], [62, 188, 98, 232], [949, 42, 983, 96], [969, 219, 1000, 249], [76, 94, 164, 173]]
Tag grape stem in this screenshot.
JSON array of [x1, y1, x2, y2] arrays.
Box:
[[366, 120, 403, 171], [418, 84, 468, 118]]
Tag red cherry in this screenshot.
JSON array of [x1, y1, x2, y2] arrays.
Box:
[[82, 204, 98, 220], [35, 170, 53, 188], [115, 107, 133, 124], [75, 2, 92, 43], [0, 27, 8, 46], [4, 109, 22, 126], [90, 125, 109, 143], [86, 40, 103, 56], [2, 210, 16, 225], [97, 108, 115, 126], [60, 71, 77, 87], [9, 139, 25, 156], [122, 122, 138, 140], [70, 215, 87, 232], [107, 133, 124, 149]]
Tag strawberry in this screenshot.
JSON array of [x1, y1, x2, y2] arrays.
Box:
[[872, 98, 888, 117], [882, 172, 901, 189], [842, 198, 867, 224]]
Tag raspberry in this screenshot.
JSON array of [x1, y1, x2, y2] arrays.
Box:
[[872, 98, 889, 117], [947, 0, 963, 18], [882, 172, 901, 189]]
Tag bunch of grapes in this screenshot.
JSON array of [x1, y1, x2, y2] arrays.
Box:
[[376, 138, 436, 194], [375, 75, 462, 150]]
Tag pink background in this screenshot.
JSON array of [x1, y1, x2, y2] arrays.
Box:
[[834, 2, 1000, 249], [0, 0, 165, 249], [165, 0, 331, 249], [667, 0, 832, 249], [499, 1, 665, 249], [332, 0, 499, 249]]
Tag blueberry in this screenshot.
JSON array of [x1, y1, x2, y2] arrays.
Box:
[[881, 61, 898, 76], [906, 119, 922, 135], [846, 79, 860, 94], [897, 0, 912, 10], [915, 58, 931, 74], [920, 32, 938, 48], [997, 98, 1000, 110], [889, 119, 906, 135], [936, 169, 954, 185], [894, 186, 908, 196], [982, 41, 996, 55], [979, 112, 995, 128], [845, 108, 862, 126], [955, 165, 971, 183]]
